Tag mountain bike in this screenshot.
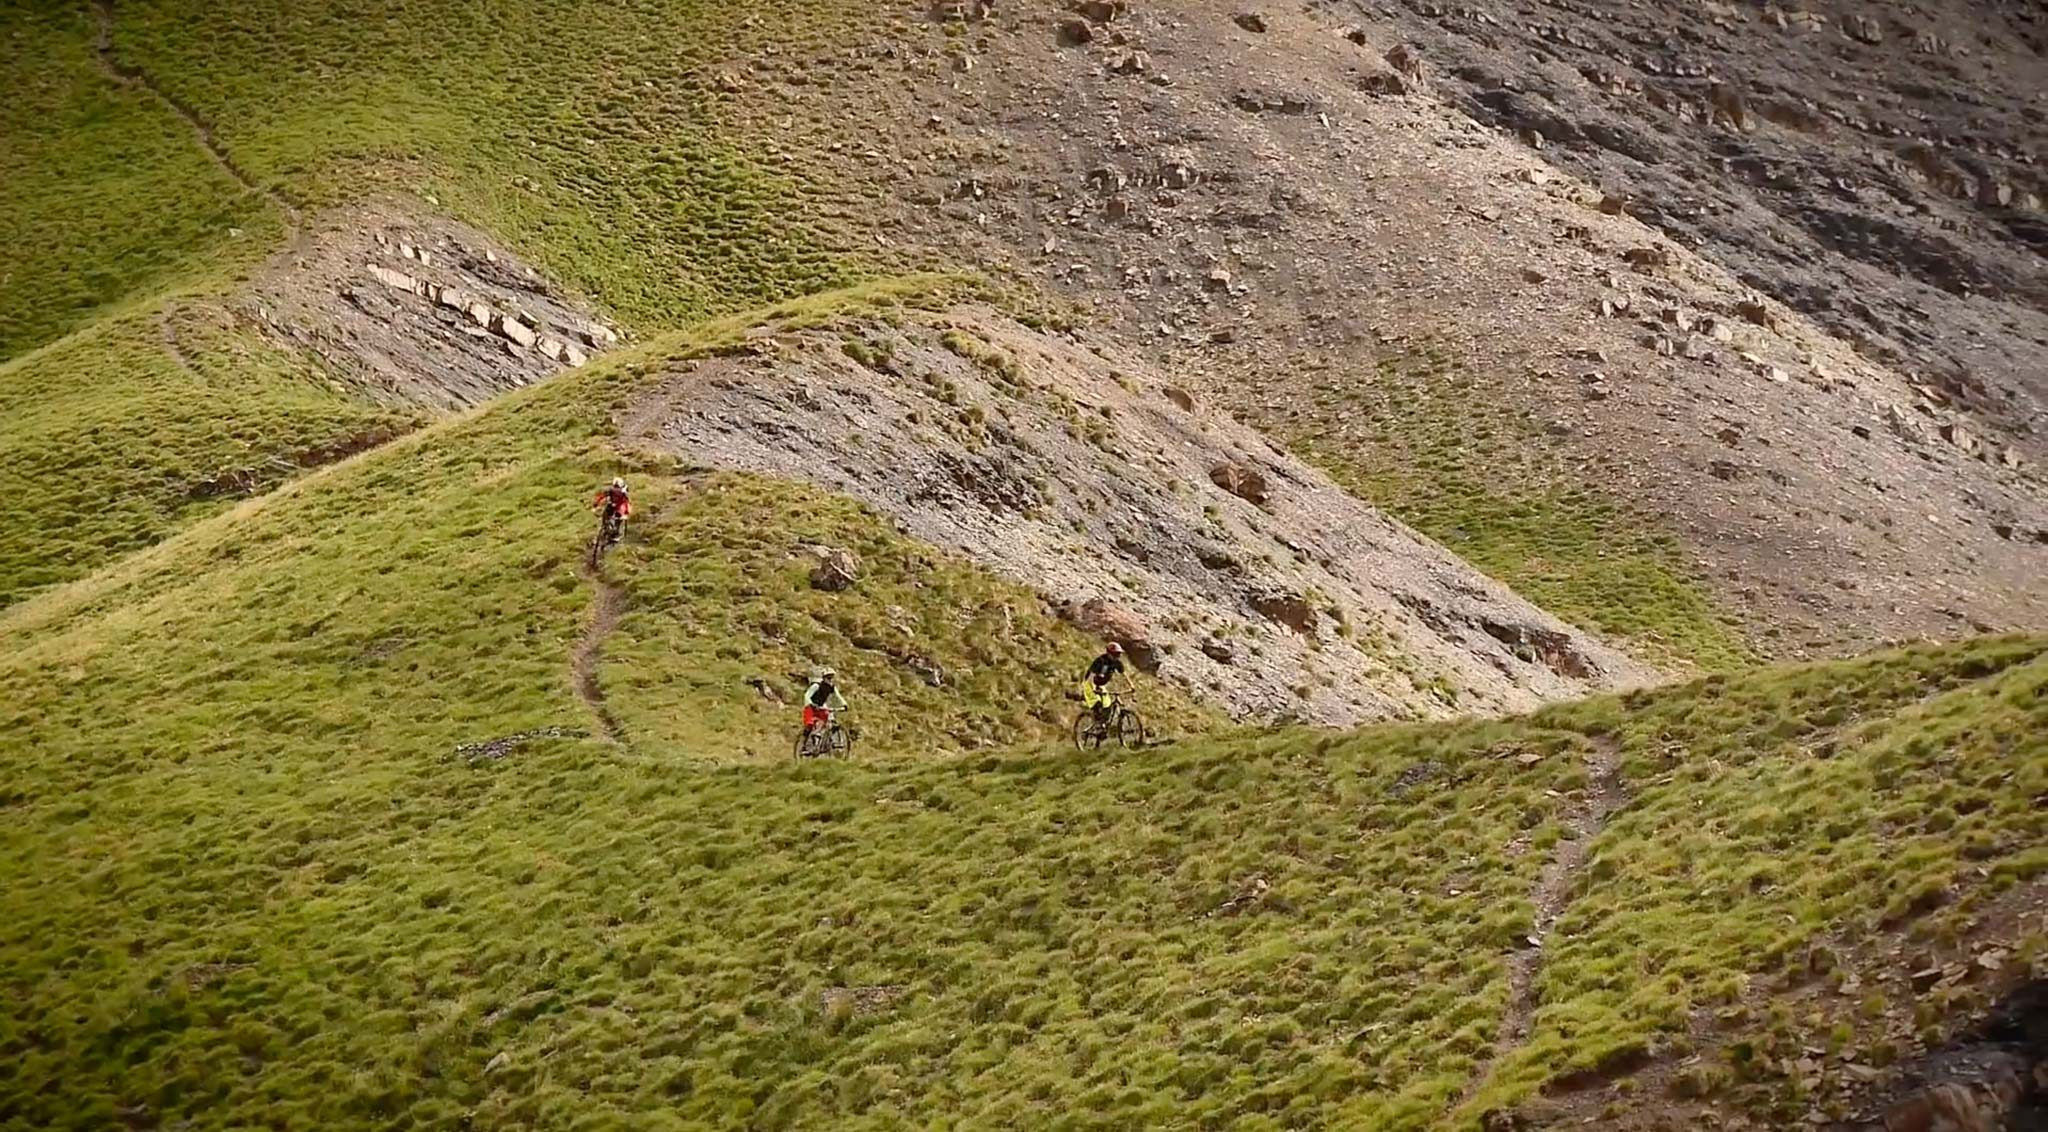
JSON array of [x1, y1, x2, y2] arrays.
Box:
[[1073, 692, 1144, 750], [588, 509, 625, 569], [795, 714, 853, 759]]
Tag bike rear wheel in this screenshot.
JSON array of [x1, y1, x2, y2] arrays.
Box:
[[794, 728, 817, 759], [1073, 711, 1103, 751]]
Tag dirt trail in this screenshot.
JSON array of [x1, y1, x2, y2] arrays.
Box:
[[90, 0, 301, 234], [157, 305, 195, 373], [570, 557, 626, 744], [1459, 738, 1630, 1115]]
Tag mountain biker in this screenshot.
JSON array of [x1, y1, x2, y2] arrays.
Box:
[[591, 477, 631, 542], [802, 666, 848, 736], [1080, 642, 1132, 722]]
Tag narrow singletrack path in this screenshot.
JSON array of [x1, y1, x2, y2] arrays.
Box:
[[570, 558, 626, 744], [1455, 737, 1630, 1116], [157, 304, 196, 372], [90, 0, 302, 234]]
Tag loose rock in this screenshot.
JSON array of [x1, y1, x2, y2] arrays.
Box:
[[368, 264, 419, 292], [1069, 0, 1122, 24], [1064, 597, 1162, 672], [494, 313, 538, 348], [808, 546, 861, 592], [1250, 590, 1317, 633], [1209, 460, 1271, 505]]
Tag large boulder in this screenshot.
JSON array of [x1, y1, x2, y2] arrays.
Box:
[[1063, 597, 1162, 672]]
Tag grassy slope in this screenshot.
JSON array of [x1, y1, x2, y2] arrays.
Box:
[[3, 347, 2040, 1126], [0, 0, 884, 604], [1284, 351, 1754, 673], [0, 305, 419, 605], [103, 0, 880, 328], [0, 2, 274, 361], [1464, 639, 2048, 1124], [4, 5, 2041, 1127]]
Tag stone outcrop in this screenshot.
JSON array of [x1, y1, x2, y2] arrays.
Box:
[[242, 201, 621, 411]]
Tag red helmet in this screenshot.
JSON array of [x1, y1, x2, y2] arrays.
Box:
[[1105, 641, 1124, 656]]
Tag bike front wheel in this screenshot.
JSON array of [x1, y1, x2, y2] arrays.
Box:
[[827, 724, 852, 757], [1114, 708, 1145, 749]]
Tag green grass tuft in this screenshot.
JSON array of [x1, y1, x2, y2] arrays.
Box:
[[1283, 354, 1753, 672]]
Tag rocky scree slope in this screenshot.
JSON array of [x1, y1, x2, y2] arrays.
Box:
[[241, 200, 625, 411], [725, 0, 2048, 660], [623, 306, 1652, 725], [1344, 0, 2048, 443]]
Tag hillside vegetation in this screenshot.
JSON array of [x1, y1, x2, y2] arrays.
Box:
[[1285, 349, 1753, 673], [0, 0, 889, 605], [5, 1, 2046, 1129], [0, 2, 275, 358], [97, 0, 881, 330], [3, 297, 2044, 1128], [0, 305, 419, 605], [8, 522, 2041, 1129]]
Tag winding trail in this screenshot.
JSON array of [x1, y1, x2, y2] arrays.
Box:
[[1457, 738, 1630, 1115], [570, 556, 626, 744], [90, 0, 302, 234]]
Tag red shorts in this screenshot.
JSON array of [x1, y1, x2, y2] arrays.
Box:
[[802, 706, 831, 730]]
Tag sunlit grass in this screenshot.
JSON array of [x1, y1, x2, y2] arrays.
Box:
[[2, 303, 2039, 1125], [0, 305, 419, 606], [0, 2, 274, 360], [102, 0, 887, 330], [0, 0, 895, 601]]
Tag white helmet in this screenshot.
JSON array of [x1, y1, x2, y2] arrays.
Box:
[[818, 666, 836, 679], [611, 476, 626, 491]]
